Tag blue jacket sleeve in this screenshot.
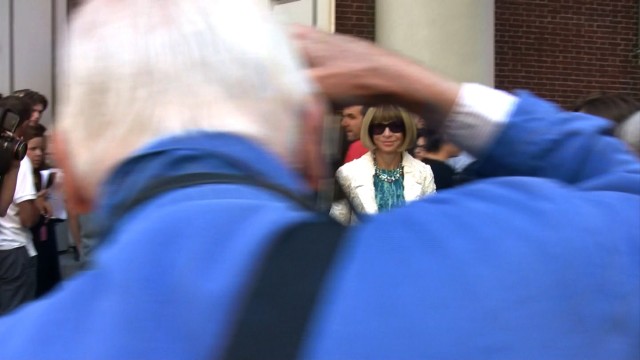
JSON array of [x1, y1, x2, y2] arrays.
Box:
[[476, 92, 640, 194]]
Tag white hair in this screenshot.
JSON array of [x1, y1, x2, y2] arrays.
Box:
[[56, 0, 314, 195]]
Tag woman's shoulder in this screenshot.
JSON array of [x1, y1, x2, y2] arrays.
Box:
[[403, 152, 427, 168], [337, 151, 373, 176], [403, 153, 434, 176]]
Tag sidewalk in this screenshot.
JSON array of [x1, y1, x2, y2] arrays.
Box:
[[59, 248, 83, 279], [55, 221, 85, 280]]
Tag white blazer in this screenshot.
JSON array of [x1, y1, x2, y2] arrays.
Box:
[[330, 151, 436, 224]]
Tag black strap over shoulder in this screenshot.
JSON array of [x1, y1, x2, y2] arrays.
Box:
[[114, 172, 348, 359], [114, 172, 319, 220], [222, 217, 347, 360]]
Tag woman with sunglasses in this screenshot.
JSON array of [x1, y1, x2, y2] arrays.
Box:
[[330, 105, 436, 224]]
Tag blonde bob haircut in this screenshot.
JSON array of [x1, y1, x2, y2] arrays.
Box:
[[360, 105, 417, 152]]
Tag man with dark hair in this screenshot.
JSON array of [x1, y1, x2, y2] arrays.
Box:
[[340, 104, 369, 163], [573, 93, 639, 124], [573, 93, 640, 155], [414, 130, 460, 189], [12, 89, 48, 126]]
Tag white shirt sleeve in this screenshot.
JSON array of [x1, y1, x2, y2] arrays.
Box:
[[41, 168, 67, 219], [444, 83, 519, 157], [14, 157, 37, 204]]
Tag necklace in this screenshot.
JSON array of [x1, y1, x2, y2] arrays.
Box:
[[373, 154, 403, 183]]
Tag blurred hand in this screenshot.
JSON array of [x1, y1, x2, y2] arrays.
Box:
[[291, 25, 396, 103], [72, 245, 85, 263], [292, 26, 460, 125], [36, 190, 53, 218]]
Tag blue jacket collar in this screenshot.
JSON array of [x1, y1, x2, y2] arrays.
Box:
[[91, 132, 309, 239]]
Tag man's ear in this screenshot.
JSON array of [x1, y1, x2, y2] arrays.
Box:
[[51, 132, 94, 214], [299, 96, 328, 191]]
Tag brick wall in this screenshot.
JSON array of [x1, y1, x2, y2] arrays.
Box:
[[335, 0, 375, 41], [495, 0, 640, 108]]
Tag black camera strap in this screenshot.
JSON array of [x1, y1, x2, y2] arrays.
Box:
[[113, 172, 348, 360], [222, 214, 346, 360], [115, 172, 319, 217]]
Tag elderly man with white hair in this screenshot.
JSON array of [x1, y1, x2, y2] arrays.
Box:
[[0, 0, 638, 359]]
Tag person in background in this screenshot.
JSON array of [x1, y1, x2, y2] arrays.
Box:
[[0, 99, 22, 217], [12, 90, 48, 126], [573, 93, 640, 155], [615, 111, 640, 155], [23, 124, 61, 297], [0, 96, 47, 315], [412, 132, 428, 161], [340, 104, 369, 163], [414, 130, 460, 190], [330, 105, 436, 224], [573, 93, 639, 125], [41, 131, 85, 276]]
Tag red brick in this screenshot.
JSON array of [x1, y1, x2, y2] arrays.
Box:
[[335, 0, 375, 41], [495, 0, 639, 108]]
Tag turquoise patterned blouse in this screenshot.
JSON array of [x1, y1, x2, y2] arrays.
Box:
[[373, 170, 405, 212]]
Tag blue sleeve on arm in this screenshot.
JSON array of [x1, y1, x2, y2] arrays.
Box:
[[476, 91, 640, 194]]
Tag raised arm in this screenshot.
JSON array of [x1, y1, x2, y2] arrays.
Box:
[[449, 86, 640, 192], [13, 158, 41, 227], [293, 27, 640, 193]]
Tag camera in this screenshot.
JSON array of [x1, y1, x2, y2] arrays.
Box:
[[0, 107, 27, 175]]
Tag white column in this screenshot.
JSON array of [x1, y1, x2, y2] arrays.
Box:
[[272, 0, 335, 32], [376, 0, 494, 86], [0, 0, 67, 127], [0, 0, 12, 96], [13, 0, 54, 126]]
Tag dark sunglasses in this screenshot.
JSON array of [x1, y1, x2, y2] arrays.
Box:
[[370, 121, 405, 136]]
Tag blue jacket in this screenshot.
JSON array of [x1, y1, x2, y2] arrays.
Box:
[[0, 93, 638, 359]]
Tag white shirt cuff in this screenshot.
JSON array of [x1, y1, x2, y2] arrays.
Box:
[[444, 83, 519, 157]]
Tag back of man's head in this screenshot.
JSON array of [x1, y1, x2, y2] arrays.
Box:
[[56, 0, 314, 195]]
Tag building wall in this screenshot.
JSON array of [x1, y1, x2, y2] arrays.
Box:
[[335, 0, 375, 41], [0, 0, 67, 127], [495, 0, 640, 108], [64, 0, 639, 110], [272, 0, 335, 32], [376, 0, 494, 86]]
